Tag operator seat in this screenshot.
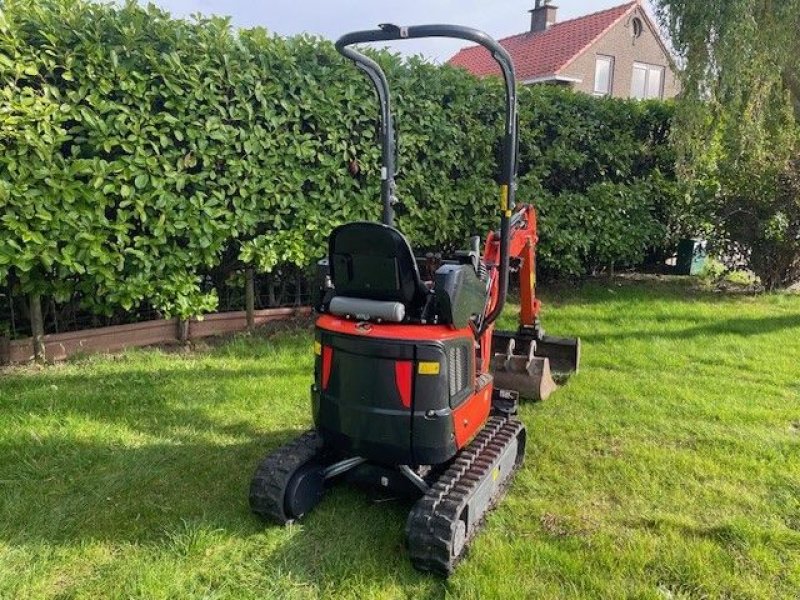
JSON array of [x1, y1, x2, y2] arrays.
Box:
[[327, 222, 431, 321]]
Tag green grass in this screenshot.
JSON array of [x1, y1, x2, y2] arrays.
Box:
[[1, 277, 799, 599]]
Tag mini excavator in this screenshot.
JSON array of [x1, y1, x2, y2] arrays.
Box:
[[250, 24, 580, 576]]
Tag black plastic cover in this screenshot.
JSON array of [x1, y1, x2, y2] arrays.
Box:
[[313, 258, 333, 311], [313, 328, 462, 466], [434, 265, 488, 329]]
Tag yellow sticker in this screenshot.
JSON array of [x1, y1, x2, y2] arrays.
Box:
[[500, 185, 509, 212], [314, 341, 322, 356], [418, 362, 440, 375]]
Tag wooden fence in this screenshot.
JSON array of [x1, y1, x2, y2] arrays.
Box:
[[0, 307, 311, 365]]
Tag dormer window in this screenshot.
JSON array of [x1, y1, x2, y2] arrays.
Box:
[[631, 17, 643, 39]]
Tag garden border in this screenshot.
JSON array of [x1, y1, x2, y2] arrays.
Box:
[[0, 307, 312, 365]]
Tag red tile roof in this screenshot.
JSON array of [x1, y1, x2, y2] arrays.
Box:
[[447, 1, 639, 81]]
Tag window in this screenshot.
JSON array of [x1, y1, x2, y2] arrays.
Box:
[[631, 64, 647, 98], [631, 62, 664, 99], [593, 55, 614, 96]]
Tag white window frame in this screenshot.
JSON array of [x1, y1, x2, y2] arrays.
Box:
[[593, 55, 615, 96], [631, 62, 665, 100]]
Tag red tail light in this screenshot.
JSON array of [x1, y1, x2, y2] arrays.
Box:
[[394, 361, 413, 409], [321, 346, 333, 390]]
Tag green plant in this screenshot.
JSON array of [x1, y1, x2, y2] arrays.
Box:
[[721, 158, 800, 290], [0, 0, 683, 321], [2, 280, 800, 598], [654, 0, 800, 290], [536, 179, 667, 277], [698, 257, 726, 284]]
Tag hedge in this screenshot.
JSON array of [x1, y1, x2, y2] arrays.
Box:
[[0, 0, 683, 320]]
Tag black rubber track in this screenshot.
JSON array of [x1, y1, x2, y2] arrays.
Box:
[[249, 430, 324, 524], [405, 416, 525, 576]]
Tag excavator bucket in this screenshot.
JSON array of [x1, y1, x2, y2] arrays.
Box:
[[491, 330, 581, 401]]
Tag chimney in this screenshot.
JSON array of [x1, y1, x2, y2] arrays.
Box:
[[529, 0, 558, 33]]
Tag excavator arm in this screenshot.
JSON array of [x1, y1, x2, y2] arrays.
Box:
[[483, 205, 541, 329], [483, 205, 581, 401]]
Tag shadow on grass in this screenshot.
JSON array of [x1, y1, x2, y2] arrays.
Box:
[[581, 313, 800, 344], [632, 515, 798, 549], [0, 371, 289, 444], [269, 488, 443, 593], [0, 434, 285, 544], [0, 432, 443, 588], [0, 330, 313, 441], [0, 352, 304, 542], [535, 275, 763, 309], [0, 339, 445, 594], [0, 431, 442, 592]]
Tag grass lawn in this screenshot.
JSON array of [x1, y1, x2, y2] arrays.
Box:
[[1, 277, 799, 599]]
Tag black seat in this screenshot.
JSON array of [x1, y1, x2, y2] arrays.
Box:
[[328, 222, 429, 314]]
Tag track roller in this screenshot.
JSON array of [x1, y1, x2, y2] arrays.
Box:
[[406, 416, 526, 575]]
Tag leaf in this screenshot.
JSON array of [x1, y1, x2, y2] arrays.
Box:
[[0, 1, 682, 318]]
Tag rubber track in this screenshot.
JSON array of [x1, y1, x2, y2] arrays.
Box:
[[249, 430, 323, 524], [406, 416, 525, 575]]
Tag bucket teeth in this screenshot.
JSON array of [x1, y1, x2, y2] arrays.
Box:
[[491, 349, 558, 401], [491, 329, 580, 401]]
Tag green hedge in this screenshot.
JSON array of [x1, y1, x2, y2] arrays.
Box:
[[0, 0, 681, 318]]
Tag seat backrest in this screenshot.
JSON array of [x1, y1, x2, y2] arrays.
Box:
[[328, 222, 426, 306]]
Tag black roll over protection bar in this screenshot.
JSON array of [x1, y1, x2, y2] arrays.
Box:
[[335, 24, 519, 330]]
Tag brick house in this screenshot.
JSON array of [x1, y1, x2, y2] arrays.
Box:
[[448, 1, 679, 100]]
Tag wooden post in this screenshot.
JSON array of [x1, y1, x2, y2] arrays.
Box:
[[177, 319, 190, 344], [0, 332, 9, 366], [245, 267, 255, 332], [29, 292, 45, 362]]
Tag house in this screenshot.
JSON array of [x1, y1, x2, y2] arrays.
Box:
[[447, 0, 679, 100]]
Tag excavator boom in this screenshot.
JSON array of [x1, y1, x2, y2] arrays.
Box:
[[484, 206, 581, 400]]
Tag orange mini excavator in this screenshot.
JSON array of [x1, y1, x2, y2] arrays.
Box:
[[250, 24, 580, 575]]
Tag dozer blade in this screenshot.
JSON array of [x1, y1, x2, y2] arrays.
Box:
[[491, 329, 581, 401], [535, 334, 581, 375]]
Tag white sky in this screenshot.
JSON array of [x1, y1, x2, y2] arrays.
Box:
[[141, 0, 658, 63]]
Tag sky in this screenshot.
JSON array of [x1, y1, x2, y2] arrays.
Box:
[[141, 0, 658, 63]]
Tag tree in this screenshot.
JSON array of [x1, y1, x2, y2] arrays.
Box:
[[653, 0, 800, 289]]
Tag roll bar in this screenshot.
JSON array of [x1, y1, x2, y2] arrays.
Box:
[[335, 24, 519, 331]]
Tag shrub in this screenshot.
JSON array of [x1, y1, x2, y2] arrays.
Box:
[[0, 0, 682, 320], [536, 179, 667, 277], [719, 158, 800, 290]]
